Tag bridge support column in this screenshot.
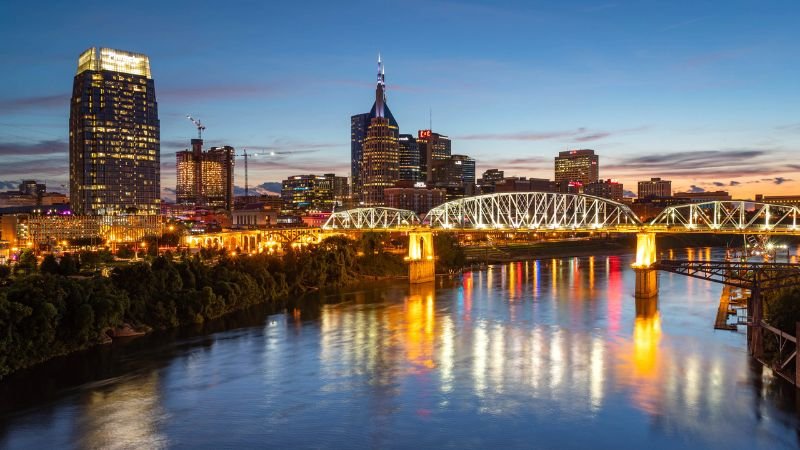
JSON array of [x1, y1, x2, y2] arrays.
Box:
[[633, 232, 658, 299], [748, 282, 763, 359], [407, 231, 435, 284], [634, 268, 659, 299]]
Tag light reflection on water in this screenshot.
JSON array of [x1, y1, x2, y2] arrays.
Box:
[[1, 249, 799, 449]]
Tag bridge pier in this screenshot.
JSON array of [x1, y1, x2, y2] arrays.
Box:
[[407, 231, 435, 283], [632, 232, 658, 299], [747, 282, 763, 359]]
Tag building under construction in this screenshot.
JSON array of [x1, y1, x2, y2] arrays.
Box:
[[176, 138, 235, 210]]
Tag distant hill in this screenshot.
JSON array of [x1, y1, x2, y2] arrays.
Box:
[[234, 182, 282, 196]]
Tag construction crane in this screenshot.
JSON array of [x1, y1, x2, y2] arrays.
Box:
[[241, 149, 276, 202], [186, 115, 206, 139]]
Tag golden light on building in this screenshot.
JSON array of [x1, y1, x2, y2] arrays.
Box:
[[70, 47, 160, 215]]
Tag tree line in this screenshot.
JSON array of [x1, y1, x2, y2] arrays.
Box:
[[0, 233, 465, 378]]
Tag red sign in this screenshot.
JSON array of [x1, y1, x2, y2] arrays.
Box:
[[418, 129, 431, 139]]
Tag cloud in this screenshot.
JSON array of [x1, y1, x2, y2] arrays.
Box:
[[233, 182, 282, 196], [687, 185, 705, 193], [729, 181, 741, 186], [0, 180, 19, 190], [680, 47, 752, 69], [157, 83, 287, 102], [604, 149, 795, 179], [660, 17, 703, 32], [458, 126, 645, 143], [0, 139, 68, 156], [712, 181, 725, 187], [772, 177, 792, 185], [0, 94, 69, 114], [776, 123, 800, 132], [459, 127, 592, 142]]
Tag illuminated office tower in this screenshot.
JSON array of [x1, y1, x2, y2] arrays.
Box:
[[69, 47, 160, 215], [418, 130, 451, 183], [554, 149, 598, 185], [361, 56, 400, 205], [398, 134, 421, 182], [351, 54, 400, 200]]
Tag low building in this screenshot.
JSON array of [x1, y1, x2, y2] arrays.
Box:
[[630, 197, 691, 222], [301, 212, 331, 228], [584, 179, 624, 202], [281, 174, 348, 212], [477, 169, 504, 194], [638, 177, 671, 199], [673, 190, 732, 202], [494, 177, 554, 193], [385, 183, 447, 215], [232, 203, 279, 229], [754, 194, 800, 206]]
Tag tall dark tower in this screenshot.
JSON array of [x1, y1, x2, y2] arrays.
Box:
[[69, 47, 160, 215], [351, 54, 399, 203], [361, 55, 400, 205]]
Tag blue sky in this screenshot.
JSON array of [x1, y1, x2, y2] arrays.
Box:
[[1, 0, 799, 199]]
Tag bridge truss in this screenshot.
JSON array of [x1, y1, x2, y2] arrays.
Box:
[[323, 207, 420, 230], [650, 201, 800, 233], [655, 260, 800, 291], [424, 192, 641, 230]]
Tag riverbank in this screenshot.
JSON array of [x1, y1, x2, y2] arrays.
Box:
[[0, 236, 409, 379]]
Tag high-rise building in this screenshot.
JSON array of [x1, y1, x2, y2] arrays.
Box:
[[69, 47, 160, 215], [554, 149, 598, 186], [398, 134, 421, 182], [418, 130, 452, 183], [176, 139, 235, 210], [351, 55, 400, 201], [281, 173, 348, 211], [361, 56, 400, 206], [637, 177, 672, 199], [584, 179, 624, 202]]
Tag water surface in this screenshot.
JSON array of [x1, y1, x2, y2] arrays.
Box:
[[1, 249, 798, 449]]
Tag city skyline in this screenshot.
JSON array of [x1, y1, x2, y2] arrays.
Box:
[[1, 0, 799, 200]]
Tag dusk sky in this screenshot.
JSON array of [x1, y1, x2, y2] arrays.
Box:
[[1, 0, 798, 200]]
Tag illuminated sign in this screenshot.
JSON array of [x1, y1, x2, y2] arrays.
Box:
[[418, 129, 432, 139]]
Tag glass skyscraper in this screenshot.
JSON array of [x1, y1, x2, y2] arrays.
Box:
[[69, 47, 160, 215]]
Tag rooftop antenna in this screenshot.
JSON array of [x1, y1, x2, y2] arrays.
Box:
[[429, 107, 432, 131], [186, 115, 206, 139]]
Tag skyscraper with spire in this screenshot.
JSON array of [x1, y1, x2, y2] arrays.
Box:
[[351, 54, 399, 204], [360, 54, 400, 205]]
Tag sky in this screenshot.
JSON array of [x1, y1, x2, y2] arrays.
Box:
[[1, 0, 799, 200]]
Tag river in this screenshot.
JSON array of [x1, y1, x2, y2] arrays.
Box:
[[1, 249, 798, 449]]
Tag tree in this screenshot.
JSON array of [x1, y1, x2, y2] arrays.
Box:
[[40, 254, 60, 275], [434, 233, 466, 273], [15, 250, 37, 275], [59, 254, 78, 276]]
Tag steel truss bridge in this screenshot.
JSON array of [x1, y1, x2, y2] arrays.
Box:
[[185, 194, 800, 250], [320, 194, 800, 235]]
